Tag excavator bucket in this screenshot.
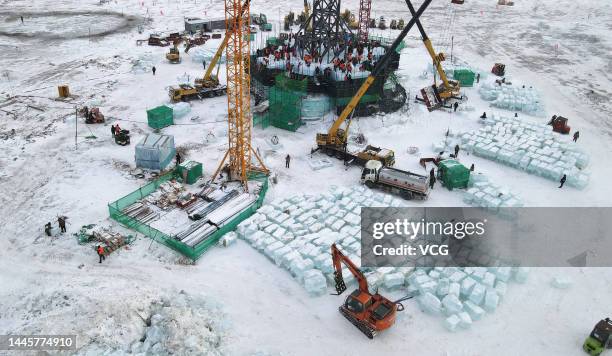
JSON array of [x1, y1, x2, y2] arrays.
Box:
[[333, 271, 347, 295]]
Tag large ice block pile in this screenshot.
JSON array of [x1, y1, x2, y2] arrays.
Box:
[[410, 266, 529, 331], [463, 173, 524, 211], [235, 185, 409, 296], [449, 115, 589, 189], [233, 186, 528, 331], [479, 83, 545, 117]]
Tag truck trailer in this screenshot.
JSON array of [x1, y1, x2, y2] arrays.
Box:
[[361, 160, 429, 200]]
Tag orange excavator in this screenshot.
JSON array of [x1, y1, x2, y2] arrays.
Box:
[[331, 244, 412, 339]]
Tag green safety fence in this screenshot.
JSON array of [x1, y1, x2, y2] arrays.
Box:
[[108, 170, 268, 260], [262, 74, 308, 132]]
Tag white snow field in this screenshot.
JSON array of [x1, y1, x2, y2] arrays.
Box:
[[1, 0, 612, 355]]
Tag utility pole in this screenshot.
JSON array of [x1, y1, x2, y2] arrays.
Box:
[[75, 106, 78, 150], [450, 36, 454, 63]]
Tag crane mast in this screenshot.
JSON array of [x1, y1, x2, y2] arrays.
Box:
[[212, 0, 267, 190]]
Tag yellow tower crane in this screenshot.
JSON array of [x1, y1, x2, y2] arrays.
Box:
[[211, 0, 268, 190]]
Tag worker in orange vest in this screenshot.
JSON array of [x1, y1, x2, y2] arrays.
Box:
[[97, 245, 105, 264]]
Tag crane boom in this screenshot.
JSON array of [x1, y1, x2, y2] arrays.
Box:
[[332, 244, 368, 294], [201, 0, 250, 83], [323, 0, 432, 145], [405, 0, 456, 92]]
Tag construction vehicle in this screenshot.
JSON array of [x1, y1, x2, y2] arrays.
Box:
[[548, 115, 571, 134], [584, 318, 612, 356], [169, 0, 255, 102], [115, 129, 130, 146], [81, 106, 105, 124], [331, 244, 409, 339], [492, 63, 506, 76], [85, 107, 105, 124], [314, 0, 432, 166], [298, 0, 311, 28], [361, 160, 429, 200], [166, 41, 181, 63], [378, 16, 387, 29], [147, 34, 169, 46], [406, 0, 461, 112], [252, 13, 272, 31]]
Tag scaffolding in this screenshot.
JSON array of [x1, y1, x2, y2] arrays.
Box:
[[257, 74, 308, 132]]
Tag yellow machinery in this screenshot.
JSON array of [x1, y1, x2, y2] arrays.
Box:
[[210, 0, 267, 190], [315, 0, 432, 167], [169, 1, 252, 102], [166, 40, 181, 63], [406, 0, 461, 111]]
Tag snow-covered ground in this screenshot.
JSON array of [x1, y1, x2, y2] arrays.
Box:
[[1, 0, 611, 355]]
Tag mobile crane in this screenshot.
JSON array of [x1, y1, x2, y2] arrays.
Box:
[[169, 0, 252, 102], [331, 244, 405, 339], [314, 0, 432, 166], [405, 0, 461, 111]]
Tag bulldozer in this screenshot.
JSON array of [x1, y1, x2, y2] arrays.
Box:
[[166, 40, 181, 63], [331, 244, 411, 339], [548, 115, 571, 134], [584, 318, 612, 356]]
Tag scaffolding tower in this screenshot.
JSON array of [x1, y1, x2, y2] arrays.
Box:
[[295, 0, 353, 60]]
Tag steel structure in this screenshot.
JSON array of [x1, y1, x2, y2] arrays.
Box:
[[213, 0, 267, 190], [357, 0, 371, 42], [296, 0, 352, 60]]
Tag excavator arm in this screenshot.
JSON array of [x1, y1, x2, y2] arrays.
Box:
[[331, 243, 369, 295], [324, 0, 432, 145]]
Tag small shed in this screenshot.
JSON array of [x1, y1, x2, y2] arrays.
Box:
[[135, 134, 176, 170], [147, 105, 174, 129], [437, 159, 470, 190], [177, 160, 203, 184]]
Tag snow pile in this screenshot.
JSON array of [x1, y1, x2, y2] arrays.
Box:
[[235, 185, 409, 296], [450, 115, 590, 189], [463, 173, 524, 211], [479, 83, 545, 117], [409, 266, 530, 331], [1, 289, 227, 355]]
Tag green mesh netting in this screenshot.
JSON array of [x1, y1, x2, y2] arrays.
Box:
[[108, 170, 268, 260], [261, 74, 308, 132]]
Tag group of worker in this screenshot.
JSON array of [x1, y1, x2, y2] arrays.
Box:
[[44, 216, 67, 237], [110, 123, 122, 137]]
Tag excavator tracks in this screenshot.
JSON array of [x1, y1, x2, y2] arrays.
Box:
[[339, 306, 377, 339]]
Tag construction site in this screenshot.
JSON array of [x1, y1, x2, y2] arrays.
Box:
[[1, 0, 612, 355]]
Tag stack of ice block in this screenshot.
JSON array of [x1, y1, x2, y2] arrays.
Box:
[[463, 174, 524, 212], [438, 115, 590, 189], [479, 83, 545, 117], [235, 186, 412, 296], [231, 187, 529, 331], [169, 102, 191, 119]]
